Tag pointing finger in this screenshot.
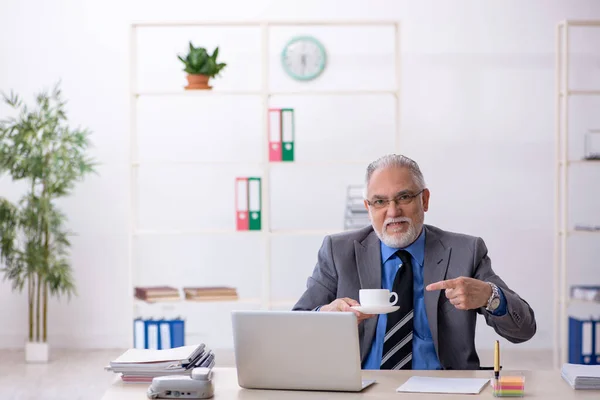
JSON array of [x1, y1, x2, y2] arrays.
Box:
[[426, 279, 457, 291]]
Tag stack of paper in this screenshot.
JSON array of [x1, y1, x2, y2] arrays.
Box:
[[396, 376, 490, 394], [561, 363, 600, 390], [105, 344, 215, 383], [343, 185, 370, 231], [570, 285, 600, 303]]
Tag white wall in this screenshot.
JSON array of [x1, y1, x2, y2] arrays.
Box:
[[1, 0, 600, 354]]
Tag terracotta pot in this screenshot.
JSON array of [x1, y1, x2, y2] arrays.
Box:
[[185, 74, 212, 90]]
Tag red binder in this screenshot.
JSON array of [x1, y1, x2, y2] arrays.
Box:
[[268, 108, 282, 162], [235, 177, 249, 230]]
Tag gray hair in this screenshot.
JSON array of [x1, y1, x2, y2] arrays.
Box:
[[364, 154, 426, 198]]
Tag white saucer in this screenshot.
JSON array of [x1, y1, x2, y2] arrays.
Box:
[[351, 305, 400, 314]]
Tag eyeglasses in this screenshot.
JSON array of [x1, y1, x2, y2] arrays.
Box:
[[366, 189, 425, 210]]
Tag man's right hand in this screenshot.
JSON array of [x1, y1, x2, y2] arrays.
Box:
[[319, 297, 376, 324]]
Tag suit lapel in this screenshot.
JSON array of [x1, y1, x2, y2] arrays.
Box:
[[423, 225, 451, 358], [354, 230, 382, 360], [355, 231, 381, 290]]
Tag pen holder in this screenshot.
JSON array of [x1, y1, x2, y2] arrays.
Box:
[[493, 375, 525, 397]]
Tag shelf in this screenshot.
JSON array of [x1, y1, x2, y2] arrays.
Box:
[[134, 298, 262, 306], [132, 298, 300, 306], [135, 90, 261, 97], [132, 20, 399, 28], [134, 89, 398, 97], [560, 20, 600, 27], [133, 229, 345, 236], [269, 229, 343, 236], [128, 18, 401, 355], [556, 21, 600, 368], [560, 90, 600, 96], [269, 90, 398, 96], [558, 160, 600, 166], [571, 230, 600, 235], [131, 160, 369, 167], [567, 299, 600, 306], [131, 161, 259, 167], [134, 229, 262, 236], [558, 230, 600, 236]]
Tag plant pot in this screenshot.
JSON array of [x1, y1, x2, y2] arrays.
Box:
[[26, 341, 49, 363], [185, 74, 212, 90]]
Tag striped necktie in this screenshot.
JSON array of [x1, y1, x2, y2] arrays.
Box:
[[380, 249, 414, 370]]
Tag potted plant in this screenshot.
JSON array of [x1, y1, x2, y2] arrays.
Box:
[[0, 82, 96, 362], [177, 42, 227, 90]]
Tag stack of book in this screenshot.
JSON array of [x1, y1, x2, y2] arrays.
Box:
[[135, 286, 180, 303], [106, 344, 215, 383], [184, 286, 238, 301]]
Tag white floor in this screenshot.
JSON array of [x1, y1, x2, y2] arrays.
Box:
[[0, 348, 553, 400]]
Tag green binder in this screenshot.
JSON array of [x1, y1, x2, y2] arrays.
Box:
[[281, 108, 295, 162], [248, 177, 261, 230]]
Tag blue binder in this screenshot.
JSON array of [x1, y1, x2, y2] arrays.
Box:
[[133, 318, 145, 349], [145, 319, 160, 350], [133, 318, 185, 349], [569, 316, 600, 365], [170, 319, 185, 348]]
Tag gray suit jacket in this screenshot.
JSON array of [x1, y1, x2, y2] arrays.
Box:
[[292, 224, 536, 370]]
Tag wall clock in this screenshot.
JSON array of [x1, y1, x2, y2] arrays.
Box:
[[281, 36, 327, 81]]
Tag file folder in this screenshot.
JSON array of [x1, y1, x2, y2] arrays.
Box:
[[170, 319, 185, 348], [160, 320, 172, 350], [134, 318, 145, 349], [248, 177, 262, 231], [569, 316, 599, 365], [235, 177, 249, 231], [146, 320, 160, 350], [135, 318, 186, 349], [268, 108, 282, 162], [597, 321, 600, 364], [281, 108, 295, 162]]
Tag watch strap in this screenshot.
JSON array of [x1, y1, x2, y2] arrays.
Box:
[[485, 282, 500, 311]]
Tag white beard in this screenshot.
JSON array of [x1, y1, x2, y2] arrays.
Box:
[[371, 215, 421, 248]]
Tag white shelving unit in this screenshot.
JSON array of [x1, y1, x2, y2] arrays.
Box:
[[555, 20, 600, 368], [128, 20, 401, 348]]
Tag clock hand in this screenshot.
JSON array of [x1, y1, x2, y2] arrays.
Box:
[[301, 54, 306, 74]]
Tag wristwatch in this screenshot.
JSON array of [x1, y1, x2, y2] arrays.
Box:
[[485, 282, 501, 312]]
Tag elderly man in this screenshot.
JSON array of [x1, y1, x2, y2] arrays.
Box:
[[293, 154, 536, 370]]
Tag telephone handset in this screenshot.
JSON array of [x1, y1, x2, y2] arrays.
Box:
[[147, 367, 214, 399]]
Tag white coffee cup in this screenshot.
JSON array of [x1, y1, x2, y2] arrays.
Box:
[[359, 289, 398, 307]]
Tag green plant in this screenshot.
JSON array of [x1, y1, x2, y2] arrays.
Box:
[[0, 82, 96, 343], [177, 42, 226, 77]]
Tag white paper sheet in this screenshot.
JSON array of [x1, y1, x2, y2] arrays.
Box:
[[396, 376, 490, 394]]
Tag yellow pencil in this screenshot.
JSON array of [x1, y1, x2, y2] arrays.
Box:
[[494, 340, 500, 379]]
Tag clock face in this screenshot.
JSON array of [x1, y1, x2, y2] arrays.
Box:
[[281, 36, 327, 81]]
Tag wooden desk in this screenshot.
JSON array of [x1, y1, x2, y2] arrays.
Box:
[[101, 367, 598, 399]]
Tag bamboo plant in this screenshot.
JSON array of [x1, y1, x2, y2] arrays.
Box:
[[0, 83, 96, 343]]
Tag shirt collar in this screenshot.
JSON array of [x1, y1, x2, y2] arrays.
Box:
[[380, 227, 426, 267]]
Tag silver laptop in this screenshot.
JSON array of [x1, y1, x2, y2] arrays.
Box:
[[231, 310, 376, 392]]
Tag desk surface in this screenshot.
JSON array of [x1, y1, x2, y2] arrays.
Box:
[[101, 367, 599, 399]]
